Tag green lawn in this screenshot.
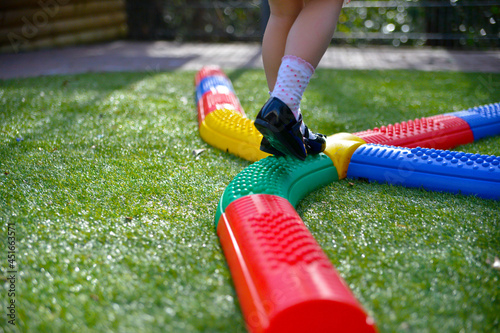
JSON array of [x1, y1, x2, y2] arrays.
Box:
[[1, 69, 499, 333]]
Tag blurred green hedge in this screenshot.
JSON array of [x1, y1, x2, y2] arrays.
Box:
[[126, 0, 499, 49]]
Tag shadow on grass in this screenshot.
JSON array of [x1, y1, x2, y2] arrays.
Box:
[[0, 71, 169, 148]]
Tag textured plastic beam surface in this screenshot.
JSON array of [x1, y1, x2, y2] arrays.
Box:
[[197, 90, 245, 124], [215, 153, 338, 226], [347, 144, 500, 199], [200, 108, 270, 162], [446, 102, 500, 141], [352, 115, 474, 149], [217, 194, 377, 333]]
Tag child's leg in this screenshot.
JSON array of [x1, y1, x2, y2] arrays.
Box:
[[257, 0, 345, 159], [285, 0, 345, 68], [268, 0, 344, 117], [261, 0, 304, 91], [270, 0, 344, 116]]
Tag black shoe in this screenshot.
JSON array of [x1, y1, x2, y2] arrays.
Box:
[[254, 97, 307, 161], [303, 126, 327, 155], [261, 127, 325, 156], [260, 137, 285, 157]]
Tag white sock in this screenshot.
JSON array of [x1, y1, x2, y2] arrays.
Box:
[[271, 55, 314, 121]]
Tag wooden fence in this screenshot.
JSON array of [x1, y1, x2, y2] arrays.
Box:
[[0, 0, 128, 53]]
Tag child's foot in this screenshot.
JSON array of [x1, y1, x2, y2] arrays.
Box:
[[259, 137, 285, 157], [303, 125, 327, 155], [254, 97, 307, 160], [260, 126, 326, 157]]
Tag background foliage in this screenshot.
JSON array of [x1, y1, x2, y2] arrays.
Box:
[[125, 0, 500, 49]]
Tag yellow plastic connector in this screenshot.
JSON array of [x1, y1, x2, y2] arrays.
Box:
[[323, 133, 366, 179], [200, 108, 270, 162]]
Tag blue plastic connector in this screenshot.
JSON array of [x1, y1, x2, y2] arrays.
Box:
[[446, 102, 500, 141]]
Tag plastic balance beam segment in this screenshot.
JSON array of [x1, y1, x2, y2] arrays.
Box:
[[197, 90, 245, 124], [195, 75, 234, 102], [352, 115, 474, 150], [217, 194, 377, 333], [200, 108, 270, 162], [194, 65, 227, 86], [215, 153, 338, 226], [445, 102, 500, 141], [346, 144, 500, 200]]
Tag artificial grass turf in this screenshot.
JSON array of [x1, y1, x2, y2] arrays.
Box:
[[0, 69, 499, 332]]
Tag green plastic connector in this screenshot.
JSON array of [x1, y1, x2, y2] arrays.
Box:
[[215, 153, 338, 227]]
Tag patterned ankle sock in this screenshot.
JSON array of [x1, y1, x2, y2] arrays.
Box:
[[271, 55, 314, 121]]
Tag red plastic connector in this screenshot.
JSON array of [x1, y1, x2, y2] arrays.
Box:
[[353, 115, 474, 150], [217, 194, 377, 333]]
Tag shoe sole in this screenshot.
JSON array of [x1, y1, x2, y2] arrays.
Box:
[[260, 137, 285, 157], [255, 118, 306, 161]]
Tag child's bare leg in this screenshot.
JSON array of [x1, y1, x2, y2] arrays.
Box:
[[266, 0, 344, 116], [261, 0, 303, 91], [256, 0, 345, 159], [285, 0, 344, 68]]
